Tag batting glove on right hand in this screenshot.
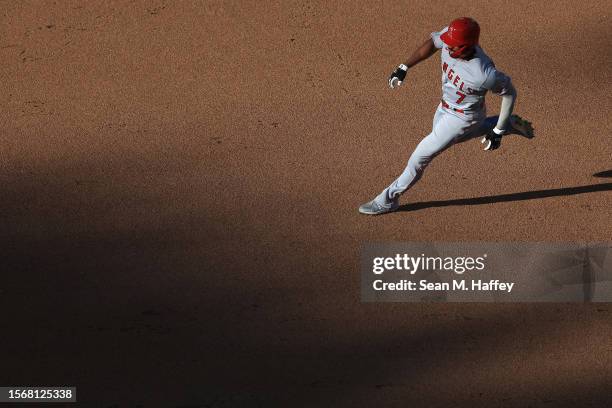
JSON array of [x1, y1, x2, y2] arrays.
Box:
[[388, 64, 408, 89]]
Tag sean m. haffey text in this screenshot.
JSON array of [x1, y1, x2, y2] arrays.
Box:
[[372, 254, 487, 275]]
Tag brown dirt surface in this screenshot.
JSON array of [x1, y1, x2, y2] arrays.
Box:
[[1, 1, 611, 406]]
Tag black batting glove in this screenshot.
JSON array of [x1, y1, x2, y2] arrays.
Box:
[[388, 64, 408, 89], [481, 127, 505, 151]]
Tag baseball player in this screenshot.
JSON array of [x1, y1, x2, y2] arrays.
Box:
[[359, 17, 533, 215]]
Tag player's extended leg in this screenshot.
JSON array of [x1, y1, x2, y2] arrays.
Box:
[[382, 110, 482, 201], [359, 108, 481, 215]]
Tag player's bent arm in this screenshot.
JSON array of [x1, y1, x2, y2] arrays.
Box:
[[403, 38, 439, 68], [388, 38, 438, 88], [493, 84, 516, 134]]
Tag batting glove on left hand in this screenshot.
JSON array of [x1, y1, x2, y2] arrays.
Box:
[[388, 64, 408, 89], [481, 127, 505, 151]]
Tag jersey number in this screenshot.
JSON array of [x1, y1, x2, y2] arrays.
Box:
[[456, 91, 466, 104]]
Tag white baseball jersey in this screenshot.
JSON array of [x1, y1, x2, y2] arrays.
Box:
[[431, 27, 513, 121]]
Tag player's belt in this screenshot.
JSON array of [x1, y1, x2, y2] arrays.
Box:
[[441, 100, 464, 114]]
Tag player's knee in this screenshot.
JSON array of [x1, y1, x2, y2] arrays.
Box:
[[409, 156, 431, 173]]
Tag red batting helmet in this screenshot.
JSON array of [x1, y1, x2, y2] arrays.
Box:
[[440, 17, 480, 48]]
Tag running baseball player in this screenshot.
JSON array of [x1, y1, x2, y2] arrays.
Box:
[[359, 17, 533, 215]]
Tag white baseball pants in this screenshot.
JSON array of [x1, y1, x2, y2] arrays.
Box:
[[376, 105, 497, 204]]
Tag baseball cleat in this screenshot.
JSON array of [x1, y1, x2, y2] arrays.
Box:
[[358, 199, 400, 215], [510, 115, 534, 139]]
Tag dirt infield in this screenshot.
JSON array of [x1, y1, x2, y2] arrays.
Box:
[[1, 1, 611, 406]]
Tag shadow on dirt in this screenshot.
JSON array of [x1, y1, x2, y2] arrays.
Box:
[[593, 170, 612, 178], [398, 182, 612, 212], [2, 158, 611, 406]]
